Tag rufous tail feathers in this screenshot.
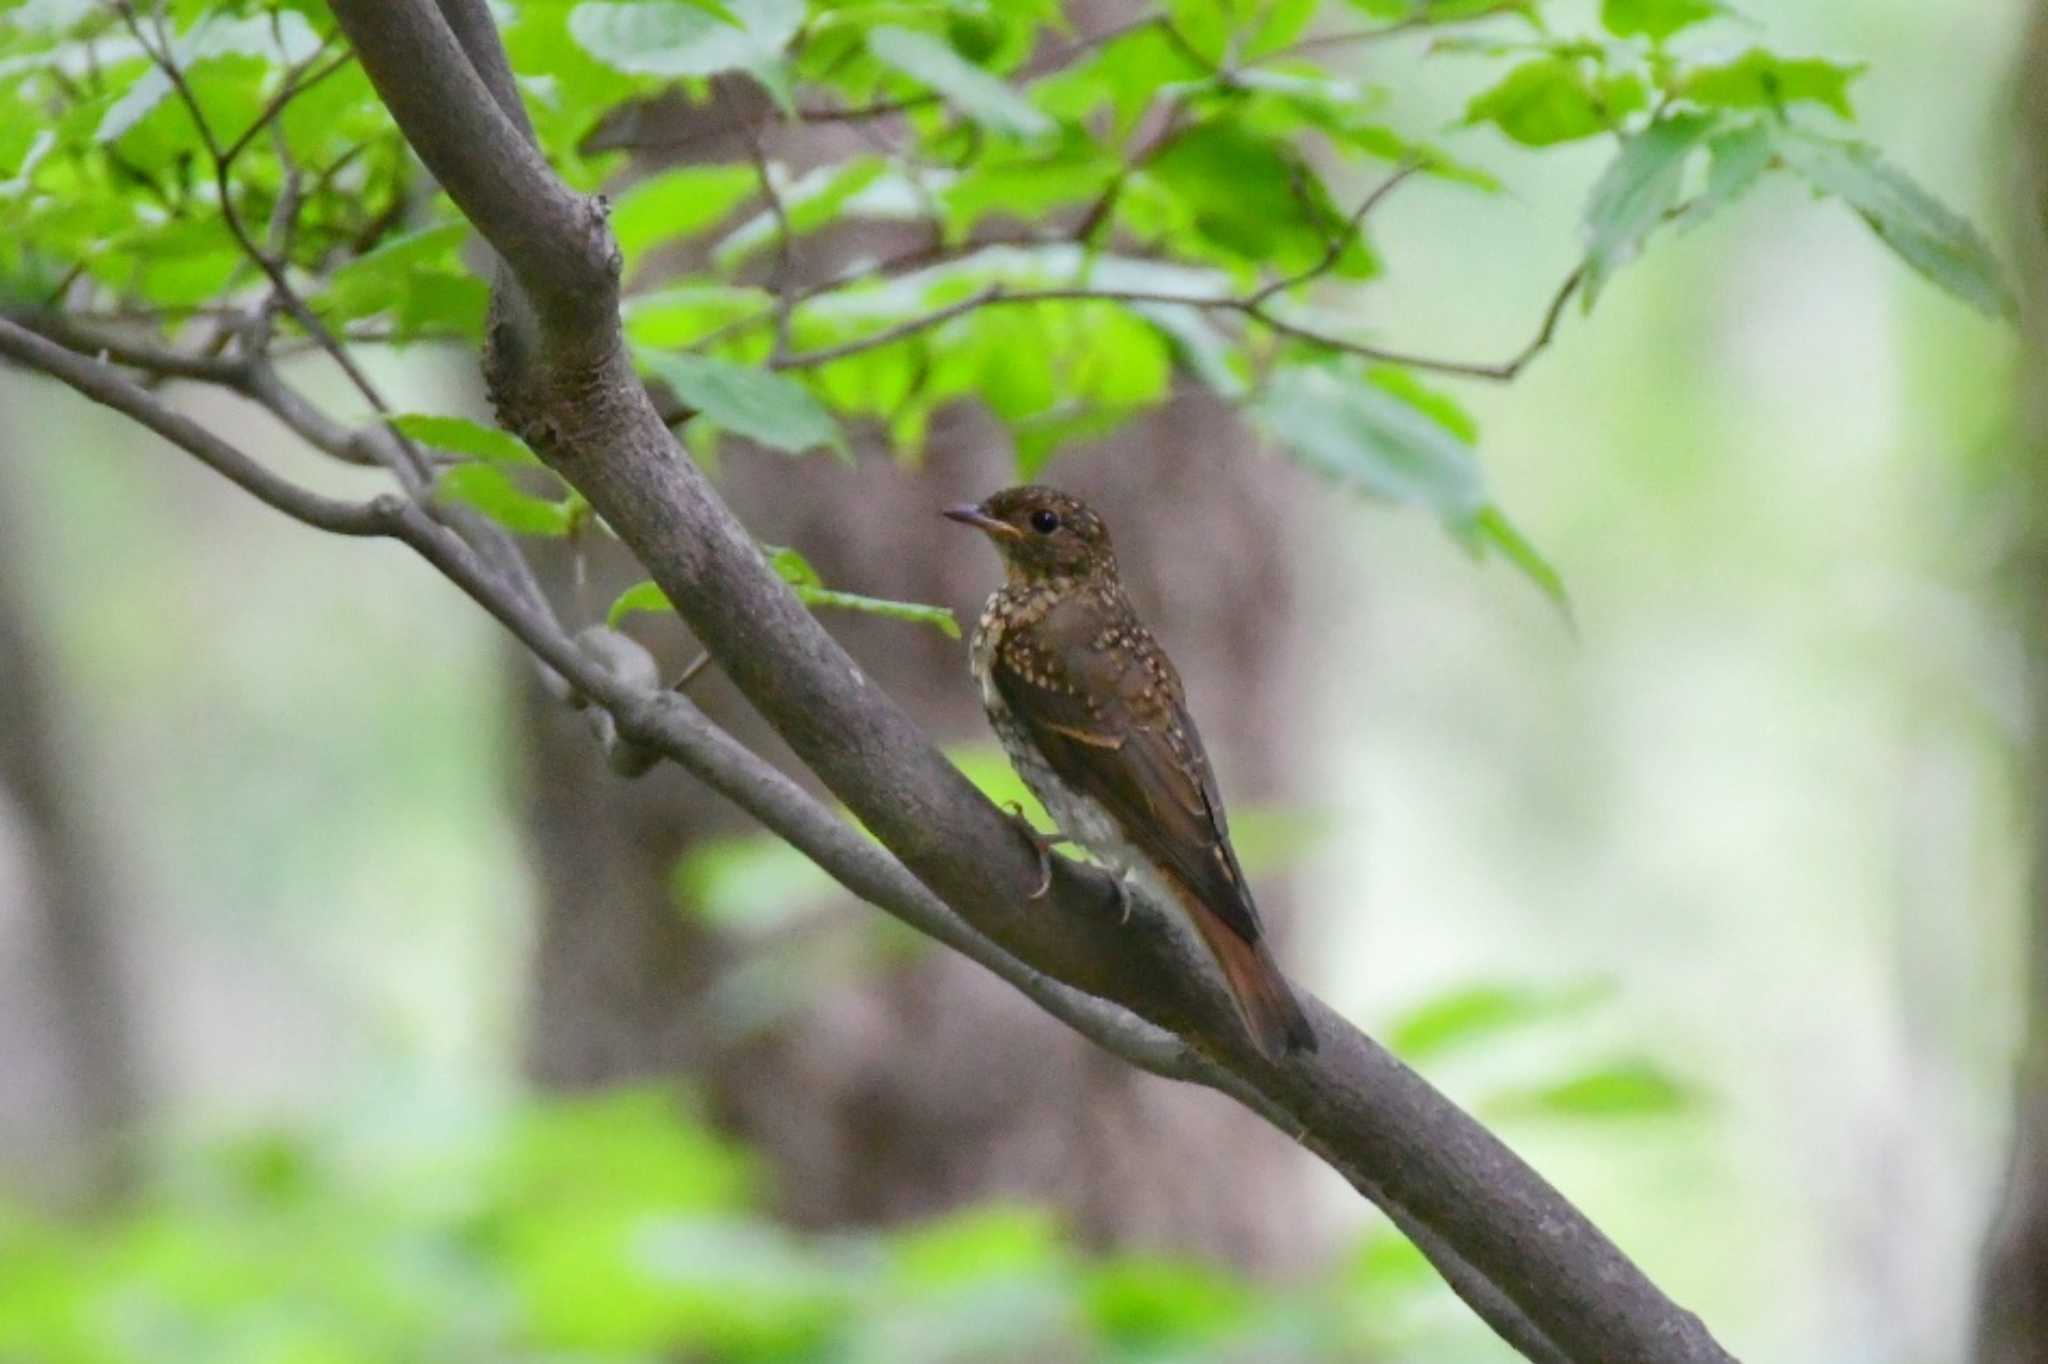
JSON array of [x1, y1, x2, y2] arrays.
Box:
[[1175, 889, 1317, 1059]]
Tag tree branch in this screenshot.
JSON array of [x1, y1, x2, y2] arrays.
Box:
[[0, 306, 1562, 1360], [759, 266, 1585, 382], [64, 3, 1741, 1358]]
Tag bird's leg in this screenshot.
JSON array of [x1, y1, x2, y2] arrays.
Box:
[[1002, 801, 1077, 899]]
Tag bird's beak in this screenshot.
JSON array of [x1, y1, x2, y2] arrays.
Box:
[[942, 504, 1021, 540]]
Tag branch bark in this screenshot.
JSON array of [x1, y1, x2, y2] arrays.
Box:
[[2, 2, 1739, 1357]]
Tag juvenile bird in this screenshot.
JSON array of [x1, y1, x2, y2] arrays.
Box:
[[945, 485, 1317, 1059]]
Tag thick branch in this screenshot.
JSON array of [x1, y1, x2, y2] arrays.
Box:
[[241, 6, 1734, 1361], [0, 308, 1560, 1357]]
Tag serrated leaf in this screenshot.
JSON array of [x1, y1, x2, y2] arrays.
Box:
[[637, 351, 849, 459], [435, 464, 577, 536], [1777, 129, 2015, 320], [1599, 0, 1723, 42], [1487, 1058, 1701, 1120], [390, 414, 539, 465], [1582, 112, 1717, 308], [1681, 120, 1774, 230], [1253, 364, 1485, 518], [867, 26, 1052, 139], [1256, 365, 1567, 608], [1679, 48, 1864, 119], [1464, 57, 1646, 147]]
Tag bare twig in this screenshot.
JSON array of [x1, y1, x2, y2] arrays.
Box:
[[113, 4, 432, 495], [762, 266, 1586, 382], [1248, 159, 1422, 309], [747, 134, 799, 362]]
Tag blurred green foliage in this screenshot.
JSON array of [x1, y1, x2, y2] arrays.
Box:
[[0, 1090, 1443, 1364], [0, 1043, 1694, 1364]]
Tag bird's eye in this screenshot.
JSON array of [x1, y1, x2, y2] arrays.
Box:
[[1029, 508, 1061, 534]]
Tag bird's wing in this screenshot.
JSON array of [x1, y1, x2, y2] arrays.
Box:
[[991, 593, 1265, 947]]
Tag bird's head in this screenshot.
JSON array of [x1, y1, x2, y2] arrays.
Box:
[[943, 485, 1117, 584]]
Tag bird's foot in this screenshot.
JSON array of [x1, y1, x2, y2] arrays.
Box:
[[1109, 871, 1134, 925], [1002, 801, 1072, 900]]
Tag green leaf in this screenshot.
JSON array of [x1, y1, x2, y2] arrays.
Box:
[[1087, 1258, 1250, 1347], [1678, 48, 1864, 119], [608, 579, 674, 627], [1256, 365, 1567, 608], [637, 351, 849, 459], [624, 284, 774, 348], [435, 465, 578, 536], [764, 545, 823, 588], [672, 834, 836, 931], [711, 158, 888, 268], [569, 0, 800, 89], [610, 165, 759, 269], [1140, 122, 1374, 278], [1581, 112, 1717, 308], [1387, 980, 1611, 1061], [390, 414, 539, 466], [766, 545, 962, 638], [1599, 0, 1723, 42], [1681, 120, 1774, 229], [1253, 364, 1485, 520], [866, 26, 1053, 139], [612, 559, 960, 639], [1465, 57, 1646, 147], [1469, 507, 1573, 619], [93, 12, 321, 145], [1777, 129, 2016, 320], [1487, 1058, 1702, 1120]]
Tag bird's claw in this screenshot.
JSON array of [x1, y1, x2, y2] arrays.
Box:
[[1002, 801, 1056, 900], [1109, 872, 1133, 925]]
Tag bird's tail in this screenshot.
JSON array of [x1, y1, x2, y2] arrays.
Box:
[[1178, 893, 1318, 1059]]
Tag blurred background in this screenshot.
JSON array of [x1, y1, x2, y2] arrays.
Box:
[[0, 0, 2037, 1361]]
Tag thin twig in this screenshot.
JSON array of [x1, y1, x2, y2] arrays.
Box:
[[747, 134, 799, 363], [113, 4, 433, 495], [1247, 158, 1423, 309], [764, 265, 1587, 382]]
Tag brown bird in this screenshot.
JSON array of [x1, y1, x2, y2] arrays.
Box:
[[945, 485, 1317, 1058]]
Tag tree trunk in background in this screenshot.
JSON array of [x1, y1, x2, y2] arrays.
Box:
[[1975, 9, 2048, 1360], [0, 458, 144, 1207], [519, 397, 1320, 1264], [517, 21, 1321, 1262]]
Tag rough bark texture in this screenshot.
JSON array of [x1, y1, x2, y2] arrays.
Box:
[[1975, 9, 2048, 1359]]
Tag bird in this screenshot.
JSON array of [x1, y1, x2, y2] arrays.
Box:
[[944, 485, 1318, 1059]]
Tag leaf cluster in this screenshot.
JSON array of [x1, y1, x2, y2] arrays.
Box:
[[0, 0, 2010, 618]]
